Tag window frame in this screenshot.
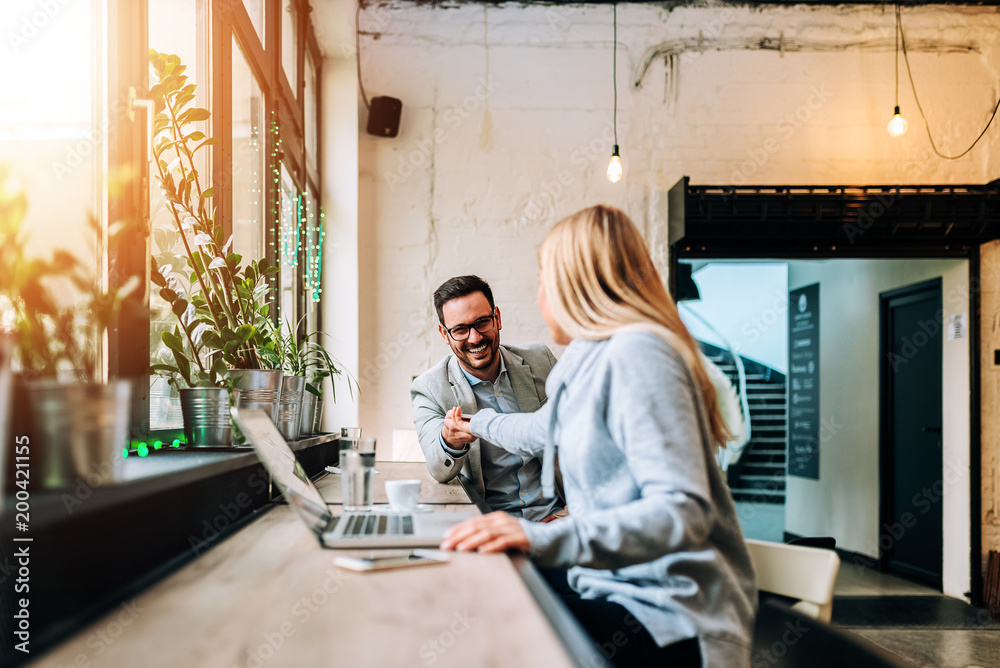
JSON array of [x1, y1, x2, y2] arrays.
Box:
[[108, 0, 323, 442]]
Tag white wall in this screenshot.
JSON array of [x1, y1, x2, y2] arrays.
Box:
[[349, 2, 999, 452], [317, 2, 996, 589], [786, 259, 970, 600], [319, 0, 361, 433]]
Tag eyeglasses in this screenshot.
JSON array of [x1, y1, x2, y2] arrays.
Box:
[[444, 310, 497, 341]]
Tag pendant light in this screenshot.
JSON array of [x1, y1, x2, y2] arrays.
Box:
[[607, 2, 623, 183], [887, 5, 908, 138]]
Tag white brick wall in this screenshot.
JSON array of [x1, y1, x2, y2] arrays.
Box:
[[350, 1, 999, 446], [320, 4, 998, 590]]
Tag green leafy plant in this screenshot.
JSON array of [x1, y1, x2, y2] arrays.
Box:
[[0, 166, 140, 382], [146, 49, 278, 388], [258, 319, 354, 400]]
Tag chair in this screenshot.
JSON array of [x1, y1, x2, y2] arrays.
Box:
[[753, 600, 915, 668], [746, 538, 841, 622]]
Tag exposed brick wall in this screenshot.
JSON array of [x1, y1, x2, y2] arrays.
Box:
[[351, 1, 1000, 593]]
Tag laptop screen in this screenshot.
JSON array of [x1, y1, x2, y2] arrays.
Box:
[[231, 407, 333, 535]]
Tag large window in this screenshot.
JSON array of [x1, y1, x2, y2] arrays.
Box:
[[0, 0, 101, 325], [232, 35, 265, 265], [147, 0, 212, 429]]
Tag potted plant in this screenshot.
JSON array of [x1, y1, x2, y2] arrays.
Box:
[[258, 321, 354, 439], [0, 166, 138, 485], [258, 320, 308, 440], [146, 49, 282, 442]]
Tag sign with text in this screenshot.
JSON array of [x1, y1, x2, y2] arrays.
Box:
[[788, 283, 820, 479]]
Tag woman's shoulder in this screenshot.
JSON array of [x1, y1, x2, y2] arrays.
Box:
[[606, 327, 682, 358]]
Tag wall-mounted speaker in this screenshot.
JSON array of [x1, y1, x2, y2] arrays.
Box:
[[366, 96, 402, 138]]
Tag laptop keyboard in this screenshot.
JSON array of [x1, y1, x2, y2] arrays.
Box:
[[343, 514, 414, 536]]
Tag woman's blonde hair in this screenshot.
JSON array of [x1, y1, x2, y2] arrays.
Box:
[[539, 204, 731, 447]]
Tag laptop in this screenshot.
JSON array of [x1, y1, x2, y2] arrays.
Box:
[[231, 407, 476, 548]]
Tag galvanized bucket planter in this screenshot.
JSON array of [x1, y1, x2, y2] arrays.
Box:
[[276, 375, 305, 441], [313, 395, 325, 433], [230, 369, 282, 422], [299, 391, 318, 437], [180, 387, 237, 447], [26, 379, 132, 488]]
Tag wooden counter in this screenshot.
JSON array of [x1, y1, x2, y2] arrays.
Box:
[[29, 464, 591, 668]]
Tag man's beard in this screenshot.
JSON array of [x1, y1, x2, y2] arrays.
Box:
[[454, 336, 499, 371]]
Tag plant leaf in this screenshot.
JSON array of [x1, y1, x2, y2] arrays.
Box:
[[161, 330, 184, 353]]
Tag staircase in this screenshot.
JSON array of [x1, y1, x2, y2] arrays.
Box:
[[702, 344, 788, 504]]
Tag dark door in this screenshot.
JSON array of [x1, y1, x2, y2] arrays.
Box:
[[880, 279, 943, 589]]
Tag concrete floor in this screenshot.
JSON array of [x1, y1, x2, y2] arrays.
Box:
[[735, 501, 1000, 668]]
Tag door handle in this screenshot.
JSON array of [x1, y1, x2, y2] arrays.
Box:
[[922, 426, 942, 434]]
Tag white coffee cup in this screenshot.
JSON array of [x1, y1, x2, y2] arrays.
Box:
[[385, 479, 421, 512]]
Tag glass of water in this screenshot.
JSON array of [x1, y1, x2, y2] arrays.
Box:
[[337, 427, 361, 467], [341, 451, 373, 512]]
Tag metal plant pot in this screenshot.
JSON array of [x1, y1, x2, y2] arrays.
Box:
[[27, 379, 132, 488], [313, 395, 325, 434], [180, 387, 237, 447], [276, 375, 305, 441], [230, 369, 282, 422], [299, 391, 318, 437]]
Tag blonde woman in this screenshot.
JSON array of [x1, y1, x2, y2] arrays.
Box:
[[440, 205, 756, 667]]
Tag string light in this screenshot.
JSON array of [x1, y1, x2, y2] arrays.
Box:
[[267, 111, 325, 311]]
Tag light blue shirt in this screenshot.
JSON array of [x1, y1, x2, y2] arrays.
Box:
[[439, 356, 559, 521], [469, 331, 757, 666]]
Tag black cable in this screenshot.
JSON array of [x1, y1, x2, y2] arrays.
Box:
[[898, 4, 1000, 160], [894, 4, 899, 107], [613, 1, 618, 147], [356, 3, 370, 112]]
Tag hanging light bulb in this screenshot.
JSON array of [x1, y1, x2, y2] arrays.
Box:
[[888, 7, 908, 139], [887, 105, 908, 137], [607, 145, 623, 183], [607, 3, 623, 184]]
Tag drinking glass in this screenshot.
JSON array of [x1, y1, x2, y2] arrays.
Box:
[[357, 436, 377, 469], [341, 451, 373, 512], [337, 427, 361, 468]]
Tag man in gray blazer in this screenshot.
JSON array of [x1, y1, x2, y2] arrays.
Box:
[[410, 275, 563, 521]]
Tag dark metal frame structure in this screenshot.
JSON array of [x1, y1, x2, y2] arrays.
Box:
[[668, 175, 998, 606]]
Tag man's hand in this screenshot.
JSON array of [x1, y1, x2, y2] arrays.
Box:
[[440, 511, 530, 553], [442, 406, 476, 449]]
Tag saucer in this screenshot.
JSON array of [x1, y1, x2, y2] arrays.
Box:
[[372, 503, 434, 513]]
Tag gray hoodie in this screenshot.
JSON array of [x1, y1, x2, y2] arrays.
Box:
[[469, 330, 757, 667]]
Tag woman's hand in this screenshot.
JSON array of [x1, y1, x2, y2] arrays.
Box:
[[441, 406, 475, 449], [440, 511, 531, 553]]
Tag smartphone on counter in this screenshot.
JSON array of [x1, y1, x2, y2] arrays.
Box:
[[333, 549, 450, 572]]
